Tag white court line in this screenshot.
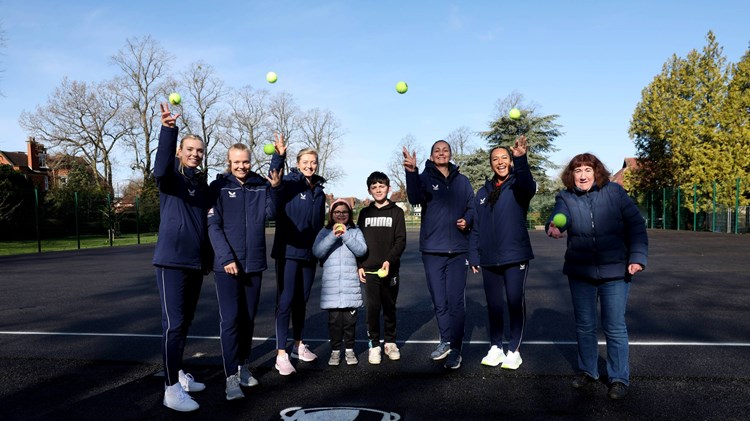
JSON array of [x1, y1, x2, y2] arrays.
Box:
[[1, 331, 749, 347]]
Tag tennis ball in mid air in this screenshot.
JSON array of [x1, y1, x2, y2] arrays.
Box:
[[509, 108, 521, 119], [263, 143, 275, 155], [168, 92, 181, 105], [553, 213, 567, 228], [396, 81, 408, 94], [266, 71, 278, 83], [376, 268, 389, 278]]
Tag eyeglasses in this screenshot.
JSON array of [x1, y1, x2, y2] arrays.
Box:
[[332, 211, 348, 216]]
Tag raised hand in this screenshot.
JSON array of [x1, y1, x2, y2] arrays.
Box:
[[160, 103, 180, 128], [274, 132, 287, 156], [266, 168, 282, 187], [511, 135, 528, 157], [402, 147, 417, 172]]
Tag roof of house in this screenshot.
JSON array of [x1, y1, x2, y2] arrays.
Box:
[[610, 157, 639, 186], [0, 151, 28, 168]]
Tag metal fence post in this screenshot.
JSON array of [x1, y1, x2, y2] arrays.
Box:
[[136, 195, 141, 245], [735, 178, 740, 234], [676, 186, 681, 230], [34, 188, 41, 253], [712, 181, 716, 233], [75, 191, 81, 249], [693, 184, 697, 232]]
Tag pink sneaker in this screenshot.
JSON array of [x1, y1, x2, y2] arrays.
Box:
[[275, 354, 296, 376], [291, 343, 318, 362]]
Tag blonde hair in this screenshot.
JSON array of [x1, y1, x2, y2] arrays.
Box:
[[225, 143, 250, 173], [176, 134, 204, 175], [296, 148, 318, 162]]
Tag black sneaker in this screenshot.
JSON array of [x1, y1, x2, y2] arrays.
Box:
[[571, 373, 597, 389], [608, 382, 628, 400], [443, 349, 462, 369]]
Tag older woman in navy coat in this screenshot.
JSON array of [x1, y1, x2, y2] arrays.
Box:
[[546, 153, 648, 400]]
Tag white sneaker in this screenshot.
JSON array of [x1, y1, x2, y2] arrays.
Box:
[[239, 363, 259, 387], [178, 369, 205, 392], [225, 374, 244, 401], [345, 349, 358, 365], [481, 345, 506, 367], [384, 343, 401, 361], [501, 350, 523, 370], [163, 382, 199, 412], [328, 350, 341, 366], [368, 347, 382, 365]]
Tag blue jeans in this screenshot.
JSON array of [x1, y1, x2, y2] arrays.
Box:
[[568, 277, 630, 385]]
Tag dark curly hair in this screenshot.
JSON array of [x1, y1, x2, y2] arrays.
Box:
[[560, 153, 611, 190]]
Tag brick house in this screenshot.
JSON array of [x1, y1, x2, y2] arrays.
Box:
[[610, 157, 640, 187], [0, 137, 50, 190]]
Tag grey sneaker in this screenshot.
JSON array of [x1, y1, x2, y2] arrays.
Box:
[[328, 350, 341, 366], [431, 342, 451, 360], [239, 363, 259, 387], [225, 374, 244, 401], [444, 349, 462, 369], [344, 349, 358, 365]]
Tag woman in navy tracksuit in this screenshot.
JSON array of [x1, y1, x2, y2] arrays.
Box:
[[403, 140, 474, 370], [546, 153, 648, 400], [153, 103, 212, 412], [469, 136, 535, 371], [207, 143, 281, 400], [269, 143, 326, 375]]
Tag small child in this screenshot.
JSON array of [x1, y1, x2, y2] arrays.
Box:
[[356, 172, 407, 364], [312, 198, 368, 366]]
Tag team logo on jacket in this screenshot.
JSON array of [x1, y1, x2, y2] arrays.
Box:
[[208, 208, 215, 217], [187, 189, 195, 197], [228, 191, 237, 198], [299, 193, 307, 200], [519, 264, 526, 271], [432, 184, 439, 191], [480, 197, 486, 205]]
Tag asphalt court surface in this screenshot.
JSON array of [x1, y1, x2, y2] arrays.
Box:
[[1, 230, 749, 420]]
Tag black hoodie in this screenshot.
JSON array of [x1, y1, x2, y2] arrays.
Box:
[[356, 200, 407, 274]]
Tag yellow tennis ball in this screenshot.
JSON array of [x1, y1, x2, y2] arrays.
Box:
[[509, 108, 521, 119], [263, 144, 275, 155], [376, 268, 389, 278], [266, 71, 278, 83], [396, 81, 408, 94], [168, 92, 181, 105], [553, 213, 567, 228]]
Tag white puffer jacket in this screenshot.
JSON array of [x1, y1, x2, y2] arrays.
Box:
[[312, 226, 367, 309]]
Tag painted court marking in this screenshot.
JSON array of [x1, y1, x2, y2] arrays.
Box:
[[1, 331, 749, 347]]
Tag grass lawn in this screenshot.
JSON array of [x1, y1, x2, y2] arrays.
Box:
[[0, 233, 158, 256]]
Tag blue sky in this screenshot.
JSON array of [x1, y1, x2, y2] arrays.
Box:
[[1, 0, 748, 198]]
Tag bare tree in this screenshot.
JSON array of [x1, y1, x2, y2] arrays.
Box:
[[111, 36, 173, 182], [227, 85, 273, 170], [388, 134, 426, 195], [445, 125, 476, 167], [297, 108, 345, 184], [268, 91, 300, 167], [0, 21, 6, 97], [175, 61, 227, 174], [19, 77, 131, 191]]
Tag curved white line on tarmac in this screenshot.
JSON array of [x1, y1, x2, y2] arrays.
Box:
[[1, 331, 749, 347]]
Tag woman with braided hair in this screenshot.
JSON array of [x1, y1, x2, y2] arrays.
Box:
[[468, 135, 536, 370]]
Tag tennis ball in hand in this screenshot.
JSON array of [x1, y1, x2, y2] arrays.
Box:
[[334, 223, 345, 233], [396, 81, 408, 94], [266, 71, 278, 83], [263, 143, 275, 155], [509, 108, 521, 119], [553, 213, 567, 228], [376, 268, 389, 278], [168, 92, 181, 105]]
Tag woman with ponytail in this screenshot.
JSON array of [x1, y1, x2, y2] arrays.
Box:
[[468, 135, 536, 370]]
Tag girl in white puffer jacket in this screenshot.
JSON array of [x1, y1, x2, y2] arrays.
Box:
[[312, 198, 367, 366]]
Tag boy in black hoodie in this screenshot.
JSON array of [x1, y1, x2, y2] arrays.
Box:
[[357, 171, 407, 364]]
